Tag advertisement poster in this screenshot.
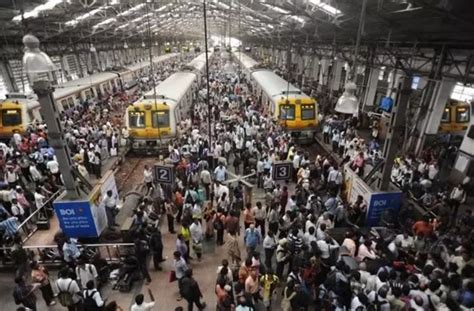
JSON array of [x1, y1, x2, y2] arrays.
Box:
[[366, 192, 403, 227], [88, 186, 107, 235], [88, 171, 119, 234], [53, 200, 98, 238], [343, 164, 372, 209]]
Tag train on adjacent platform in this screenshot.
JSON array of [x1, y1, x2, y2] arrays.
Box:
[[125, 51, 213, 152], [0, 53, 180, 139], [233, 51, 319, 142], [439, 100, 471, 135]]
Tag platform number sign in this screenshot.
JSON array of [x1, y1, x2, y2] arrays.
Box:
[[272, 161, 292, 181], [154, 165, 174, 185]]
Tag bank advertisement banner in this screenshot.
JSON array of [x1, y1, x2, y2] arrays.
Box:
[[366, 192, 403, 227], [53, 200, 98, 238]]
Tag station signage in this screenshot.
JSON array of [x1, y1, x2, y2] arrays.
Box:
[[54, 200, 98, 238]]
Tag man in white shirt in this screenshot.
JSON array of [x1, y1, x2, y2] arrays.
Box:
[[200, 168, 212, 199], [214, 164, 227, 183], [33, 188, 46, 209], [56, 267, 82, 309], [131, 290, 156, 311], [394, 232, 414, 251], [102, 190, 118, 229], [75, 259, 98, 289], [252, 202, 266, 237]]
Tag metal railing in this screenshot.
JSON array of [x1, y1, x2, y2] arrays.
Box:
[[0, 243, 135, 268], [17, 190, 63, 243]]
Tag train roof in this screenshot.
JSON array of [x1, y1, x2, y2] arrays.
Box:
[[124, 53, 179, 72], [53, 53, 179, 100], [53, 71, 120, 100], [233, 51, 259, 70], [185, 51, 214, 72], [251, 70, 310, 100], [143, 71, 196, 103]]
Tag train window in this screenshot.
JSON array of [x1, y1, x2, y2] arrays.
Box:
[[2, 109, 21, 126], [128, 111, 146, 128], [61, 100, 68, 110], [301, 104, 315, 120], [456, 107, 470, 123], [440, 108, 450, 123], [279, 105, 295, 120], [67, 97, 74, 108], [85, 90, 92, 99], [152, 110, 170, 128]]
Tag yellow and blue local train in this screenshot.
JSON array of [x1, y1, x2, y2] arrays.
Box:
[[233, 51, 319, 142], [125, 52, 213, 152], [439, 100, 471, 134], [0, 53, 180, 139]]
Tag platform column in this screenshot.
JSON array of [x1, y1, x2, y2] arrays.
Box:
[[378, 75, 412, 191], [331, 60, 344, 92], [318, 58, 330, 89], [362, 67, 380, 110], [414, 77, 456, 154]]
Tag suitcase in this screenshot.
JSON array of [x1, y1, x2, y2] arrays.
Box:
[[36, 212, 50, 230], [117, 273, 133, 292]]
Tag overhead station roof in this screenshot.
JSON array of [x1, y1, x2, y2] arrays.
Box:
[[0, 0, 472, 48]]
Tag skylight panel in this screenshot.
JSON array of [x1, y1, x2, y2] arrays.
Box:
[[290, 15, 305, 24], [65, 6, 107, 26], [156, 3, 172, 12], [93, 17, 116, 29], [308, 0, 342, 16], [117, 3, 145, 17], [263, 4, 290, 14], [12, 0, 63, 22]]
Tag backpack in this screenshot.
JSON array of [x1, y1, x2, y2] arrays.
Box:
[[214, 216, 224, 231], [373, 294, 389, 311], [83, 290, 103, 311], [57, 281, 74, 307], [13, 287, 22, 305]]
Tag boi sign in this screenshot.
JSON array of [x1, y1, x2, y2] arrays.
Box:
[[366, 192, 403, 227], [54, 200, 98, 238]]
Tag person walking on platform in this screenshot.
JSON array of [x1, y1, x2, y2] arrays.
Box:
[[13, 276, 39, 311], [149, 227, 165, 271], [30, 261, 56, 306], [134, 237, 152, 284]]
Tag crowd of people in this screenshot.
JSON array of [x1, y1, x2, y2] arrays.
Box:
[[7, 51, 474, 311]]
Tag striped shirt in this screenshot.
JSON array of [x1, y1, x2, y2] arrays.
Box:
[[0, 217, 18, 237]]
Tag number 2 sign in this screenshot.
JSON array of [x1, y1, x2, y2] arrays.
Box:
[[272, 161, 292, 181], [154, 165, 174, 185]]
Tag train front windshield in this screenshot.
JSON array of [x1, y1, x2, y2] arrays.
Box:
[[152, 111, 170, 128], [2, 109, 21, 126], [301, 104, 315, 120], [280, 105, 295, 120], [128, 111, 146, 128]]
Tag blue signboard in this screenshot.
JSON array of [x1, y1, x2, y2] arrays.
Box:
[[366, 192, 403, 227], [53, 200, 98, 238]]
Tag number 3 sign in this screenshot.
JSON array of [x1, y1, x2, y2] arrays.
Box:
[[272, 161, 292, 181], [154, 165, 174, 184]]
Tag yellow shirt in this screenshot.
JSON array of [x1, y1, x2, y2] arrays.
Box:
[[180, 227, 190, 242], [260, 274, 279, 298]]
